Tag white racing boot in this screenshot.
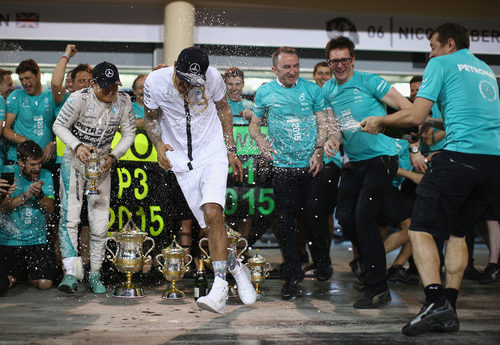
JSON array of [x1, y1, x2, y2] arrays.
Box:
[[197, 276, 228, 314], [229, 260, 257, 305]]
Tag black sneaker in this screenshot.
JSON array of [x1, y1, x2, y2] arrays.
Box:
[[479, 263, 500, 284], [402, 300, 456, 336], [429, 314, 460, 332], [281, 279, 301, 300], [349, 258, 364, 282], [353, 287, 391, 309], [316, 263, 333, 282], [386, 265, 418, 284], [303, 263, 317, 278], [462, 264, 481, 281]]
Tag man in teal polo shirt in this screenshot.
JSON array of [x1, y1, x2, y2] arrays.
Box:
[[249, 46, 332, 300], [323, 36, 412, 309], [223, 67, 254, 126], [361, 22, 500, 336], [5, 59, 58, 165], [0, 140, 57, 291]]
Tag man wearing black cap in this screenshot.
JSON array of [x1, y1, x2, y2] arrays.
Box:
[[53, 61, 136, 294], [144, 46, 255, 314]]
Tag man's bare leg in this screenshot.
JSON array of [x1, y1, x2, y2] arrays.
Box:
[[409, 230, 441, 286], [444, 235, 468, 290], [204, 203, 228, 264], [393, 242, 412, 266], [486, 220, 500, 264]]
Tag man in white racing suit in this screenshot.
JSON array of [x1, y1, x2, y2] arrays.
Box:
[[53, 61, 136, 293]]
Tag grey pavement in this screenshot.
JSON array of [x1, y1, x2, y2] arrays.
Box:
[[1, 242, 499, 345]]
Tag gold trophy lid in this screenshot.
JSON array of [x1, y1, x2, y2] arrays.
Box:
[[248, 249, 267, 264], [225, 223, 242, 240], [163, 236, 187, 255]]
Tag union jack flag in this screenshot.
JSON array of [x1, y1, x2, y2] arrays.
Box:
[[16, 12, 40, 29]]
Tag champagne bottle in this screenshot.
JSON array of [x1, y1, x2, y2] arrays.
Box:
[[194, 259, 208, 301]]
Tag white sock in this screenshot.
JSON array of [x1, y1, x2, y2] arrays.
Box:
[[63, 257, 74, 275]]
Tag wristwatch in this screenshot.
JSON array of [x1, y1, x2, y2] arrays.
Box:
[[409, 145, 420, 154], [227, 146, 237, 154]]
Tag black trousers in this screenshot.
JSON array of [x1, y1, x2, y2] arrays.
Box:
[[336, 155, 398, 289], [273, 167, 331, 281]]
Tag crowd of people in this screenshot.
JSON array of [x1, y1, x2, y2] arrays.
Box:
[[0, 22, 498, 337]]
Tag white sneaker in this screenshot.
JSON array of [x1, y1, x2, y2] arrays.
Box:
[[229, 260, 257, 305], [197, 276, 228, 314]]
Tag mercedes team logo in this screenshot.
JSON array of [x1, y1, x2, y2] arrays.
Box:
[[105, 68, 114, 78], [189, 63, 201, 74]]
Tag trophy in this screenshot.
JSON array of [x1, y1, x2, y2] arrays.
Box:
[[199, 223, 248, 297], [84, 145, 103, 195], [105, 216, 155, 298], [199, 224, 248, 261], [156, 236, 193, 299], [245, 249, 271, 298]]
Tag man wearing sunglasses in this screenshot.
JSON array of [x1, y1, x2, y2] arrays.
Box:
[[323, 36, 412, 309]]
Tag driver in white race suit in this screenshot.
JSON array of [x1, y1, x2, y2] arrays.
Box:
[[53, 61, 136, 293]]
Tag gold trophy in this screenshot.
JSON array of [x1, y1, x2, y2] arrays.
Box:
[[105, 216, 155, 298], [84, 145, 103, 195], [156, 236, 193, 299], [199, 223, 248, 298], [199, 224, 248, 261], [246, 249, 271, 298]]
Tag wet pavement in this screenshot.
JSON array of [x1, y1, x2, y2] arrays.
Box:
[[1, 242, 499, 345]]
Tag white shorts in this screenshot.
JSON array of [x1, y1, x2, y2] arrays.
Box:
[[174, 156, 228, 228]]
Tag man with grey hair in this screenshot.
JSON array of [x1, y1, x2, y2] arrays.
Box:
[[249, 46, 333, 300]]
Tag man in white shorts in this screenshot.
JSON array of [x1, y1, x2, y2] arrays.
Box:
[[143, 46, 256, 314]]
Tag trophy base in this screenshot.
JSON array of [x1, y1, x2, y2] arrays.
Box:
[[85, 189, 101, 196], [112, 286, 146, 298], [162, 290, 185, 300]]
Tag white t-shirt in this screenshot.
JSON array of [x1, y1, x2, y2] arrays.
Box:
[[144, 66, 227, 172]]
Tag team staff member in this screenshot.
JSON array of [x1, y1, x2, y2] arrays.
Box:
[[143, 47, 255, 314], [223, 67, 254, 126], [361, 22, 500, 336], [53, 61, 136, 294], [5, 59, 58, 165], [323, 36, 412, 309], [131, 74, 147, 128], [250, 46, 332, 300], [312, 61, 332, 88], [0, 140, 57, 291]]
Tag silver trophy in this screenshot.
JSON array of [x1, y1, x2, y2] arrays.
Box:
[[105, 217, 155, 298], [84, 145, 103, 195]]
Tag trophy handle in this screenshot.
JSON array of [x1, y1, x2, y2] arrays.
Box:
[[183, 254, 193, 273], [264, 262, 272, 278], [143, 237, 155, 258], [105, 237, 117, 263], [155, 253, 165, 271], [236, 237, 248, 258], [198, 237, 209, 260]]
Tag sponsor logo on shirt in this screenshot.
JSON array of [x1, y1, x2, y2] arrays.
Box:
[[457, 64, 495, 80], [479, 80, 497, 102]]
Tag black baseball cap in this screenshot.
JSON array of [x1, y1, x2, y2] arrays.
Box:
[[92, 61, 122, 89], [175, 47, 209, 87]]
